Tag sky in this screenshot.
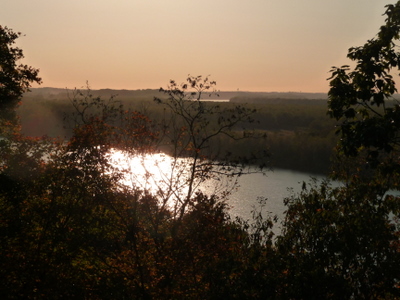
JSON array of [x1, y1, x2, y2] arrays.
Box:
[[2, 0, 396, 92]]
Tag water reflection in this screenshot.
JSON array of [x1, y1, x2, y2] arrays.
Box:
[[108, 149, 329, 226], [109, 150, 191, 199], [108, 149, 245, 208]]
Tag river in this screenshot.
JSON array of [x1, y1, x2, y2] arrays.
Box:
[[224, 168, 324, 222], [109, 150, 328, 225]]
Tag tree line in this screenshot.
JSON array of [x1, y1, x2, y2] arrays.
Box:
[[18, 88, 337, 174]]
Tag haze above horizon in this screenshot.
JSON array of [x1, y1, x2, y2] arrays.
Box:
[[2, 1, 395, 92]]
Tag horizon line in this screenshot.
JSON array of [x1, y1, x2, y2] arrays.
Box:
[[31, 86, 330, 94]]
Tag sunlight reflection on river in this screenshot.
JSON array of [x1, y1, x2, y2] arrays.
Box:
[[108, 149, 239, 207], [108, 149, 328, 228], [110, 150, 186, 193]]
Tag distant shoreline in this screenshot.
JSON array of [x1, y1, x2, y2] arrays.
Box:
[[27, 87, 329, 101]]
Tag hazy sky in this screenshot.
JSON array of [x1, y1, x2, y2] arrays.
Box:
[[2, 0, 395, 92]]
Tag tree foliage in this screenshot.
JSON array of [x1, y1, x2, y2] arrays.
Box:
[[277, 179, 400, 299], [154, 75, 268, 219], [0, 26, 41, 125], [328, 2, 400, 173], [274, 3, 400, 298], [3, 3, 400, 296], [0, 78, 278, 299]]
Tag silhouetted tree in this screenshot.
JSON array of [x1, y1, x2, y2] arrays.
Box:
[[0, 26, 41, 126], [328, 2, 400, 179], [275, 3, 400, 299], [154, 75, 267, 220]]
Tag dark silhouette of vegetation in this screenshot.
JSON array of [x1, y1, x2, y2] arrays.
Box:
[[2, 2, 400, 297], [276, 178, 400, 299], [0, 26, 41, 126], [328, 2, 400, 179], [1, 72, 277, 298]]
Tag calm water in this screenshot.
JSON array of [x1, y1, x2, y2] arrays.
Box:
[[109, 150, 327, 224], [225, 168, 322, 222]]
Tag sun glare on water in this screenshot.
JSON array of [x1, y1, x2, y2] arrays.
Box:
[[107, 149, 245, 213], [108, 149, 193, 200]]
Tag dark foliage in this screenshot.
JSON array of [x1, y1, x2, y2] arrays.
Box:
[[0, 26, 41, 124], [2, 3, 400, 297]]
